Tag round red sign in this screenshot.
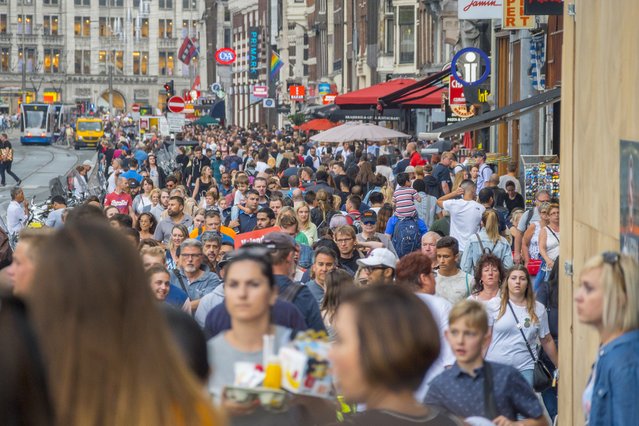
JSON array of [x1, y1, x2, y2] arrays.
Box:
[[131, 103, 140, 112], [167, 96, 185, 113], [215, 48, 237, 65]]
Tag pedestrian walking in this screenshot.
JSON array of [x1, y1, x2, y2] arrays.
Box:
[[0, 133, 21, 186]]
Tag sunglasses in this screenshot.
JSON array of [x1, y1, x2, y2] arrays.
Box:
[[602, 251, 627, 295]]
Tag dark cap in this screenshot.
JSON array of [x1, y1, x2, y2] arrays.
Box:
[[361, 210, 377, 224], [217, 252, 235, 270], [128, 179, 140, 189], [262, 231, 296, 250], [473, 150, 487, 159]]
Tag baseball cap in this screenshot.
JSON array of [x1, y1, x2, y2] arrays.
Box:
[[82, 160, 93, 168], [262, 232, 296, 250], [404, 165, 416, 173], [128, 179, 140, 189], [473, 150, 487, 159], [356, 248, 398, 269], [361, 210, 377, 224]]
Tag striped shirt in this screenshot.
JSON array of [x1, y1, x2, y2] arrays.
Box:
[[393, 186, 418, 218]]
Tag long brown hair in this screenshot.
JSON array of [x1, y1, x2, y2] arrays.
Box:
[[28, 223, 221, 426], [320, 269, 355, 325], [497, 264, 539, 323]]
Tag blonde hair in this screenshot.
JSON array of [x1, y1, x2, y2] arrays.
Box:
[[482, 209, 501, 244], [581, 253, 639, 333], [18, 228, 54, 262], [448, 299, 489, 334], [452, 171, 467, 191], [275, 206, 295, 227], [294, 201, 311, 228]]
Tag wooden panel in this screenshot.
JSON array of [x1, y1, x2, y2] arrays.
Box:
[[560, 1, 639, 424]]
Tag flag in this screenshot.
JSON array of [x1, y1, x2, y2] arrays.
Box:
[[178, 37, 197, 65], [191, 75, 201, 91], [270, 52, 284, 81]]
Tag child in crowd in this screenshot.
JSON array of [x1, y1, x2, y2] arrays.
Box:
[[392, 172, 421, 219]]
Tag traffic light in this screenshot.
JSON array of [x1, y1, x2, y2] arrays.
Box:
[[163, 80, 174, 97]]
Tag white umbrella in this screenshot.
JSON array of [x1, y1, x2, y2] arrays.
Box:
[[309, 121, 410, 143]]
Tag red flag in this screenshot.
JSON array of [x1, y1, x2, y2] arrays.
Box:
[[178, 37, 197, 65], [191, 75, 201, 91]]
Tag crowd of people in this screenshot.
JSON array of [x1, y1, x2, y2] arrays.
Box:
[[0, 122, 637, 426]]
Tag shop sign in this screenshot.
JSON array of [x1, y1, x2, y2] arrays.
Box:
[[322, 94, 337, 105], [248, 27, 260, 79], [458, 0, 503, 19], [318, 83, 331, 95], [289, 85, 305, 100], [504, 0, 535, 29], [524, 0, 563, 16], [449, 76, 466, 106], [215, 48, 237, 65]]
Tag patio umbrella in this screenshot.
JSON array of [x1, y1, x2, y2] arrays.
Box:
[[310, 121, 410, 143], [298, 118, 340, 132]]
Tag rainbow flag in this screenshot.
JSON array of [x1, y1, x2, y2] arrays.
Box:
[[270, 52, 284, 81]]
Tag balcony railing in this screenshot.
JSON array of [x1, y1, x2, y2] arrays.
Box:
[[157, 37, 177, 49], [42, 34, 64, 45], [0, 33, 11, 43]]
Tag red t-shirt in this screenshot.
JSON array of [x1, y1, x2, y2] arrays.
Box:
[[104, 192, 133, 214], [410, 151, 426, 167]]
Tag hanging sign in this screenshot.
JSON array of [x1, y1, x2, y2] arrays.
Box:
[[524, 0, 563, 15], [503, 0, 535, 29], [215, 48, 236, 65], [458, 0, 503, 19]]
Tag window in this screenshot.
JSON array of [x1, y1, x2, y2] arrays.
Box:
[[18, 48, 36, 73], [43, 48, 61, 73], [43, 0, 59, 4], [0, 48, 9, 72], [224, 7, 230, 22], [99, 0, 122, 5], [398, 6, 414, 64], [74, 17, 91, 36], [159, 0, 173, 9], [182, 20, 197, 38], [133, 51, 148, 75], [100, 18, 123, 36], [0, 15, 6, 34], [18, 15, 33, 34], [159, 51, 174, 76], [98, 50, 107, 74], [224, 28, 231, 47], [75, 50, 91, 74], [43, 16, 59, 35], [159, 19, 173, 38], [182, 0, 196, 10], [385, 17, 394, 54], [74, 0, 90, 6], [114, 50, 123, 72], [140, 18, 149, 38]]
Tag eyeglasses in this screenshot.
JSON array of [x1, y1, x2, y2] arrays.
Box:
[[336, 238, 353, 244], [180, 253, 202, 259], [602, 251, 627, 295]]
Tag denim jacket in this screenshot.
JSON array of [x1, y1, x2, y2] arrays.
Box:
[[588, 329, 639, 426], [460, 228, 513, 274]]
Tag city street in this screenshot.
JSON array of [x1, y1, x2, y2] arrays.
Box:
[[0, 130, 94, 224]]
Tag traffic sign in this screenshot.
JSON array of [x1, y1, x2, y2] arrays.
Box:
[[167, 96, 185, 113], [215, 48, 237, 65], [211, 83, 221, 92], [131, 103, 140, 113], [167, 112, 186, 133], [253, 85, 268, 98]]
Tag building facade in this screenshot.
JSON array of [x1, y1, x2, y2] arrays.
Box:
[[0, 0, 207, 114]]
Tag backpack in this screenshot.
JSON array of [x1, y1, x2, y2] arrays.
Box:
[[475, 232, 498, 254], [391, 217, 421, 259], [279, 281, 304, 303]]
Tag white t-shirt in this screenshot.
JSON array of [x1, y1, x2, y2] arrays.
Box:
[[414, 293, 455, 401], [498, 175, 522, 194], [255, 161, 269, 173], [375, 165, 395, 184], [442, 199, 485, 252], [484, 299, 550, 372], [435, 270, 474, 305]]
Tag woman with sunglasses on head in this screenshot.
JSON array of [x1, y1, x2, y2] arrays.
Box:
[[577, 252, 638, 426], [485, 265, 558, 388]]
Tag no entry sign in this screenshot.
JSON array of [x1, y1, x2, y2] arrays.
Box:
[[167, 96, 185, 113]]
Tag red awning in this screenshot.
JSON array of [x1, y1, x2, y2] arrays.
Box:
[[296, 118, 340, 132], [335, 79, 416, 106], [391, 85, 446, 107]]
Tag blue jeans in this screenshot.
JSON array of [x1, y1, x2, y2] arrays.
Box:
[[533, 259, 548, 292]]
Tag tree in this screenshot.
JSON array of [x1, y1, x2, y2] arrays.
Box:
[[288, 113, 306, 126]]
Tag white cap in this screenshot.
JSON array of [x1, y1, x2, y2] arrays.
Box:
[[82, 160, 93, 167], [357, 248, 398, 269], [404, 165, 416, 173]]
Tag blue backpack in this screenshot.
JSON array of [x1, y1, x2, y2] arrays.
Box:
[[391, 217, 421, 259]]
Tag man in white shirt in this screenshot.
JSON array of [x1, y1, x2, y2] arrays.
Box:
[[435, 236, 475, 305], [7, 186, 28, 236], [437, 179, 485, 254]]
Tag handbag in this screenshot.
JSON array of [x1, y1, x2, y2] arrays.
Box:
[[507, 301, 553, 392]]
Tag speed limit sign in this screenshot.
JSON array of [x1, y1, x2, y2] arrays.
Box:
[[215, 48, 237, 65]]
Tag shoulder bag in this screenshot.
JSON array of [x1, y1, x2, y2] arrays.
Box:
[[507, 301, 553, 392]]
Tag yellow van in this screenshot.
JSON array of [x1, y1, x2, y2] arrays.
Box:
[[75, 117, 104, 150]]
